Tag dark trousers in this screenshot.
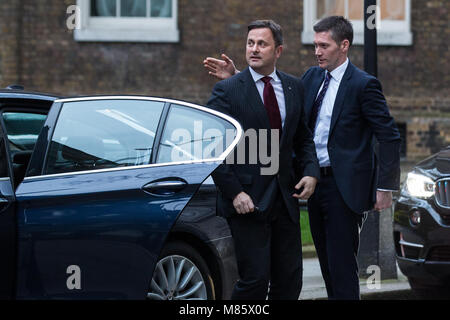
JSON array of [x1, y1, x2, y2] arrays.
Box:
[[307, 174, 366, 300], [227, 192, 302, 300]]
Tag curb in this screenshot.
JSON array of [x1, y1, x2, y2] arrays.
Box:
[[302, 245, 317, 259], [300, 257, 412, 300]]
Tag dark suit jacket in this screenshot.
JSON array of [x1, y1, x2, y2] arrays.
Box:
[[207, 67, 320, 223], [302, 61, 401, 214]]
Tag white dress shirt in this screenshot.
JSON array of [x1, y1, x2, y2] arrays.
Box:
[[314, 58, 349, 167], [249, 67, 286, 128]]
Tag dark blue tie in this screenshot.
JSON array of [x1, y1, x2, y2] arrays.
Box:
[[309, 72, 332, 134]]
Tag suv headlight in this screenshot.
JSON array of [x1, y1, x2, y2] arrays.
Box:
[[404, 172, 435, 198]]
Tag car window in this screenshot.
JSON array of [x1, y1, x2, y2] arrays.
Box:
[[2, 112, 47, 152], [156, 104, 236, 164], [45, 99, 164, 174]]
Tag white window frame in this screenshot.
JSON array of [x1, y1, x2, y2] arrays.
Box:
[[302, 0, 412, 46], [74, 0, 179, 43]]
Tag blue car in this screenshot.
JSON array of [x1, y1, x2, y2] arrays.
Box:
[[0, 87, 242, 300]]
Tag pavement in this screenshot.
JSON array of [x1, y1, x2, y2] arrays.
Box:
[[300, 246, 414, 300]]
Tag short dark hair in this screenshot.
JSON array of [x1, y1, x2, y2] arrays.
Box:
[[313, 16, 354, 46], [247, 20, 283, 47]]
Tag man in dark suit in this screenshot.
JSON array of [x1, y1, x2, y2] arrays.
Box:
[[204, 16, 401, 300], [303, 16, 400, 299], [207, 20, 320, 300]]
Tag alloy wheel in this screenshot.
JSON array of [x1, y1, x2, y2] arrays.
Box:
[[147, 255, 208, 300]]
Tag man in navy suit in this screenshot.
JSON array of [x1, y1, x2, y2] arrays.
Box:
[[206, 20, 320, 300], [204, 16, 400, 300]]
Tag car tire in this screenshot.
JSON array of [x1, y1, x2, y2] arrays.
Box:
[[408, 277, 450, 300], [147, 241, 216, 300]]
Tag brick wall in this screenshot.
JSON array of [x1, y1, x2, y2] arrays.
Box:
[[0, 0, 448, 160], [0, 1, 21, 86]]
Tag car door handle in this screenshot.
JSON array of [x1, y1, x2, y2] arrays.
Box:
[[142, 179, 187, 196]]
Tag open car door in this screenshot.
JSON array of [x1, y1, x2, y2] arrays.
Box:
[[14, 97, 242, 299], [0, 124, 15, 299]]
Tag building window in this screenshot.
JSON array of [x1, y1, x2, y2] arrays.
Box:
[[302, 0, 412, 46], [75, 0, 179, 42]]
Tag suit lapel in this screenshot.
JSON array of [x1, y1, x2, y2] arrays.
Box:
[[329, 62, 354, 136], [240, 68, 271, 129]]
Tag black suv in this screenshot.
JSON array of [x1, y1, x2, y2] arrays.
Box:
[[394, 146, 450, 299]]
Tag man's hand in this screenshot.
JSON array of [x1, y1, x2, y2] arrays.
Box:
[[374, 190, 393, 211], [203, 53, 239, 80], [232, 191, 255, 214], [293, 176, 318, 200]]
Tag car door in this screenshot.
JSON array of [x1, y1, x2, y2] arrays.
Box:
[[0, 124, 16, 299], [0, 108, 49, 300], [14, 97, 242, 299]]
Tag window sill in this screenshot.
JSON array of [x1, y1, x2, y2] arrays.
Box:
[[301, 30, 413, 46], [74, 28, 180, 43]]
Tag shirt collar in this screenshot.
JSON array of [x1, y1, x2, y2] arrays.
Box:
[[249, 66, 279, 83], [328, 58, 349, 83]]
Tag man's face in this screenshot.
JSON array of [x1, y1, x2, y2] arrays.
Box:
[[246, 27, 282, 75], [314, 31, 348, 72]]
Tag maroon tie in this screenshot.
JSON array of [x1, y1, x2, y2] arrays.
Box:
[[261, 76, 282, 130]]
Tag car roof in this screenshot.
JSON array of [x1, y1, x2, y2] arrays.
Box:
[[0, 89, 60, 101], [0, 89, 60, 112]]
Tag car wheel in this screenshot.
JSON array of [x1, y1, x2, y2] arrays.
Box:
[[408, 277, 450, 299], [147, 241, 216, 300]]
